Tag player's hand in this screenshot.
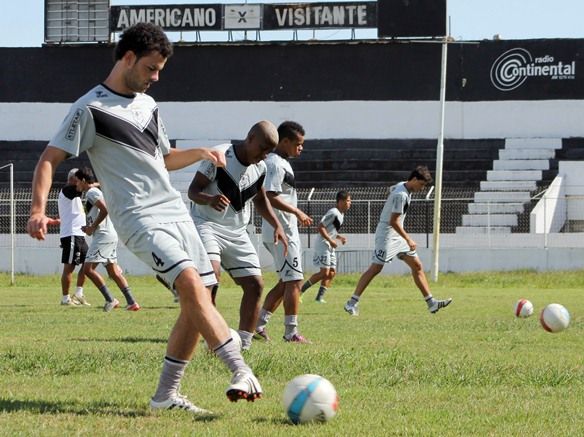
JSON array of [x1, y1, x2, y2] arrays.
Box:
[[338, 235, 347, 245], [206, 149, 226, 168], [82, 225, 95, 236], [209, 194, 230, 211], [47, 217, 60, 227], [296, 209, 313, 227], [27, 213, 50, 241], [407, 238, 417, 251], [328, 240, 338, 249], [273, 227, 289, 256]]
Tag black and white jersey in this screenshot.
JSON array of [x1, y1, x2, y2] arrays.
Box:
[[48, 83, 188, 243], [58, 184, 85, 238], [315, 207, 344, 244], [192, 145, 266, 232]]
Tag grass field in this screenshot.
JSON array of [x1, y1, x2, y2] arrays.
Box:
[[0, 271, 582, 436]]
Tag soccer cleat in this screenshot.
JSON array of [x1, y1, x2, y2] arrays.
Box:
[[226, 370, 262, 402], [283, 333, 311, 344], [429, 298, 452, 314], [126, 302, 141, 311], [315, 298, 327, 304], [61, 297, 79, 306], [253, 329, 271, 342], [344, 301, 359, 316], [103, 298, 120, 313], [71, 294, 91, 306], [150, 393, 213, 415]]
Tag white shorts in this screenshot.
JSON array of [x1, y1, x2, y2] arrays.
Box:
[[312, 241, 336, 269], [196, 222, 261, 278], [372, 228, 417, 265], [264, 237, 304, 282], [86, 238, 118, 264], [126, 221, 216, 289]]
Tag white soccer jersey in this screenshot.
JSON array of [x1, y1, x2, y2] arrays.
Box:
[[315, 207, 344, 243], [191, 145, 266, 232], [85, 187, 117, 243], [261, 152, 298, 242], [58, 184, 85, 238], [376, 181, 411, 234], [49, 83, 189, 243]]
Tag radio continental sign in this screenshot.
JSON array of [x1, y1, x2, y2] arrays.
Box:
[[110, 2, 377, 32]]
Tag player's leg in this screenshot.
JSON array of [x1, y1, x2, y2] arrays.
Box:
[[255, 280, 284, 342], [71, 236, 89, 305], [301, 270, 323, 293], [60, 263, 76, 304], [81, 261, 116, 311], [233, 274, 263, 349], [282, 278, 310, 343], [105, 262, 139, 311], [131, 223, 261, 411], [315, 267, 331, 302], [400, 254, 452, 313]]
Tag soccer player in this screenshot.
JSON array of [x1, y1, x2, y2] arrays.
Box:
[[301, 190, 352, 303], [74, 167, 140, 312], [57, 168, 89, 306], [27, 23, 262, 415], [343, 166, 452, 316], [188, 120, 287, 351], [255, 121, 313, 343]]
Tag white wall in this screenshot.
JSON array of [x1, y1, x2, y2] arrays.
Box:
[[3, 100, 584, 141]]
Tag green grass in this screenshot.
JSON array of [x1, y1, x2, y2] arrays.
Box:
[[0, 271, 583, 436]]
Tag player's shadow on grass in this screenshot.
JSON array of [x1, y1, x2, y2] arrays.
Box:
[[0, 398, 220, 422], [71, 336, 167, 344], [0, 398, 146, 417]]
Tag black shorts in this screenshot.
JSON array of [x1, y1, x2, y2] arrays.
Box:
[[60, 236, 88, 265]]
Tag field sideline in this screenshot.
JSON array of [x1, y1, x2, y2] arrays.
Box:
[[0, 271, 582, 436]]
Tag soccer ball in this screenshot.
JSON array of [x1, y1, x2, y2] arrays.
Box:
[[514, 299, 534, 318], [282, 374, 339, 424], [540, 303, 570, 333]]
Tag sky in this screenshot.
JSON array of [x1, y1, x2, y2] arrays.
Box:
[[0, 0, 583, 47]]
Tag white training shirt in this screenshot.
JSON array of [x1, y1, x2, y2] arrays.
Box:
[[48, 83, 189, 243], [376, 181, 411, 234], [191, 145, 266, 233], [85, 186, 117, 243], [58, 184, 86, 238], [262, 152, 298, 242]]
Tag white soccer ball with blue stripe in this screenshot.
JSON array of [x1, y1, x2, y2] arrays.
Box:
[[283, 374, 338, 424]]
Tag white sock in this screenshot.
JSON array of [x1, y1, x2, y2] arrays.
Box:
[[75, 286, 84, 297]]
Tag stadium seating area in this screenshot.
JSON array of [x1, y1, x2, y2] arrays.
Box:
[[1, 137, 581, 234]]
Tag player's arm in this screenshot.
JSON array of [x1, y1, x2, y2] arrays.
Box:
[[336, 234, 347, 245], [164, 148, 226, 171], [389, 212, 416, 251], [266, 192, 313, 227], [255, 189, 288, 252], [188, 172, 230, 212], [27, 146, 68, 240], [318, 222, 337, 248], [82, 198, 108, 236]]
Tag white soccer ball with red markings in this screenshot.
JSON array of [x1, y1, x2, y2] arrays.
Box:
[[514, 299, 534, 318], [540, 303, 570, 333], [283, 374, 339, 424]]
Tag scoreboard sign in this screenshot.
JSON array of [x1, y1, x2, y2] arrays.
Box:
[[110, 1, 444, 36]]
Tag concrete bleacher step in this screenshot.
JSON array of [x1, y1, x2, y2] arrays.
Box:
[[468, 203, 524, 214], [462, 214, 518, 227], [505, 138, 562, 149], [474, 191, 531, 202], [455, 226, 511, 234], [480, 180, 537, 191], [499, 149, 555, 160], [493, 159, 549, 170], [486, 170, 542, 181]]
